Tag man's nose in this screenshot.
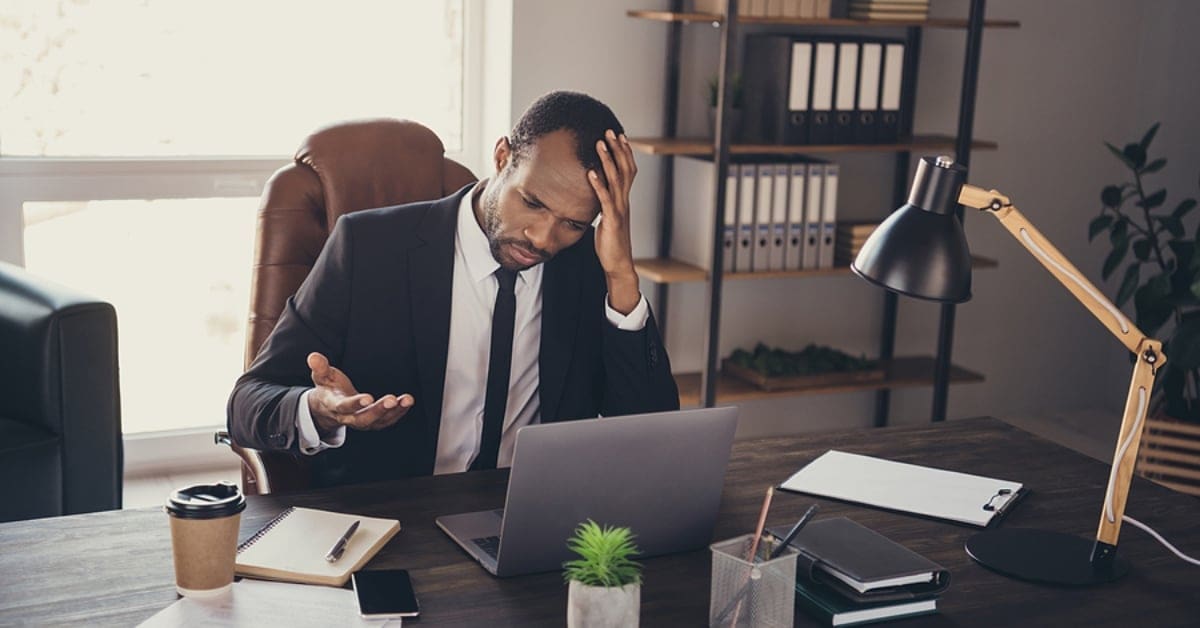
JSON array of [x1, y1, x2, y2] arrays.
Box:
[[524, 214, 554, 253]]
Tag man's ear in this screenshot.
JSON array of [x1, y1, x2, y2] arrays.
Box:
[[493, 137, 512, 174]]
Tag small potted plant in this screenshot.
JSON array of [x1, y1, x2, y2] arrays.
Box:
[[563, 520, 643, 628]]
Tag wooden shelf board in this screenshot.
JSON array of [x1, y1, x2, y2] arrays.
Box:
[[626, 10, 1020, 29], [675, 357, 985, 406], [635, 255, 998, 284], [628, 135, 998, 156]]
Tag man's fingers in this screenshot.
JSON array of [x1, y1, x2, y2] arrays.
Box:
[[329, 392, 374, 415], [307, 352, 331, 384], [344, 399, 412, 430], [608, 131, 636, 192], [588, 171, 615, 214], [595, 137, 623, 194]]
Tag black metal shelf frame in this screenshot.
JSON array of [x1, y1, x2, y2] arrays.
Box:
[[649, 0, 990, 423]]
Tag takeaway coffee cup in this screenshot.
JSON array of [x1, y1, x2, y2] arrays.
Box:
[[165, 481, 246, 597]]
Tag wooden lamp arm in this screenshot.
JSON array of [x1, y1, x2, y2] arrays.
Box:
[[957, 183, 1167, 566]]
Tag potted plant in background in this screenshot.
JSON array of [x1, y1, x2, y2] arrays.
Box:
[[1090, 122, 1200, 495], [706, 73, 742, 140], [563, 520, 643, 628]]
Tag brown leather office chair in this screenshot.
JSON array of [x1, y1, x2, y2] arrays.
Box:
[[219, 119, 476, 495]]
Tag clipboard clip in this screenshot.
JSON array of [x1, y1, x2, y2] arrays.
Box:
[[982, 489, 1013, 512]]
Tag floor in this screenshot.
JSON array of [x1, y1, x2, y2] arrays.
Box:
[[122, 411, 1118, 509]]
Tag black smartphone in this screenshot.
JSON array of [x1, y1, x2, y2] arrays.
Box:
[[352, 569, 420, 619]]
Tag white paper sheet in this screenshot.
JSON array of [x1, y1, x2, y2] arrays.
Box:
[[780, 450, 1024, 527], [138, 579, 397, 627]]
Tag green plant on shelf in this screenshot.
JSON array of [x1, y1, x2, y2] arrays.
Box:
[[728, 343, 877, 377]]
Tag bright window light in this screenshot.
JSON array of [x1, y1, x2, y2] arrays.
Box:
[[1, 0, 464, 156], [23, 198, 257, 434]]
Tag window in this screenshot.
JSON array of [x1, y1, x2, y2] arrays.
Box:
[[2, 0, 466, 156], [2, 0, 479, 454]]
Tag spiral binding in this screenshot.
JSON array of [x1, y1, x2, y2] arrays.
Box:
[[237, 506, 296, 554]]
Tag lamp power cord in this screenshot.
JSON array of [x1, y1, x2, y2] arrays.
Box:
[[1122, 515, 1200, 566]]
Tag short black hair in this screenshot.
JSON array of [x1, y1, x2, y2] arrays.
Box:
[[509, 91, 624, 177]]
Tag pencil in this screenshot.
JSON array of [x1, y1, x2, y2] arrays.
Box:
[[746, 485, 774, 563]]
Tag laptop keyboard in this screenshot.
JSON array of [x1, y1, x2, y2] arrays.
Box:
[[472, 535, 501, 559]]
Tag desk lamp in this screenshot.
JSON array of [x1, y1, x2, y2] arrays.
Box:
[[852, 155, 1164, 585]]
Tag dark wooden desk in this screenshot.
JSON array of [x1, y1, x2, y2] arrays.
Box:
[[2, 417, 1198, 626]]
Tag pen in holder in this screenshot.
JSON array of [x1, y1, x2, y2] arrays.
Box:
[[709, 534, 799, 628]]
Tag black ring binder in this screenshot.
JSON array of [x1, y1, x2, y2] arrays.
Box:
[[237, 506, 296, 554]]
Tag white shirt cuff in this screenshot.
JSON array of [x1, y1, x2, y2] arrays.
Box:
[[296, 389, 346, 455], [605, 293, 649, 331]]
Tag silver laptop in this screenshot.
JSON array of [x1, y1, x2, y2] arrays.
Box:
[[435, 406, 739, 577]]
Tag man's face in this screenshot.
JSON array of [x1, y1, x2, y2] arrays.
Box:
[[478, 129, 599, 271]]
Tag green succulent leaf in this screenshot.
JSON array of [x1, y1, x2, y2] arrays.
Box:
[[1102, 239, 1129, 280], [563, 520, 642, 587], [1106, 141, 1135, 169], [1132, 239, 1152, 261], [1139, 189, 1167, 209], [1139, 122, 1160, 151], [1123, 143, 1147, 170], [1088, 215, 1114, 241], [1116, 263, 1140, 308], [1100, 185, 1123, 207], [1174, 199, 1198, 220], [1142, 158, 1167, 174]]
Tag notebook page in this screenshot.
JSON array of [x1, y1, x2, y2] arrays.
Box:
[[780, 450, 1023, 527]]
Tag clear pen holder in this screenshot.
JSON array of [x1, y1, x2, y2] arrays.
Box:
[[709, 533, 798, 628]]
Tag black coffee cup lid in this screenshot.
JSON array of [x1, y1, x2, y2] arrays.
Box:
[[165, 482, 246, 519]]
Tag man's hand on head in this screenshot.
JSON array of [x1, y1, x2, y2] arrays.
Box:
[[306, 352, 414, 437], [589, 129, 641, 315]]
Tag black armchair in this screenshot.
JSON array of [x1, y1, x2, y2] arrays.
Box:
[[0, 261, 123, 521]]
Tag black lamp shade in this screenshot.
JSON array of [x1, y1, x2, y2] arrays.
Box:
[[851, 156, 973, 303]]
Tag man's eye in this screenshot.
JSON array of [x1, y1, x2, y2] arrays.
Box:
[[567, 222, 586, 232], [522, 197, 539, 209]]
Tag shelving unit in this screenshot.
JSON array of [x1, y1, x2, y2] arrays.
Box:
[[633, 1, 1014, 424], [634, 256, 998, 284]]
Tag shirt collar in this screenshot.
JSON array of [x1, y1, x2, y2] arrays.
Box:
[[457, 182, 540, 287]]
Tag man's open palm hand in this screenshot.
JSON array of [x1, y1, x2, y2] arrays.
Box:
[[307, 352, 413, 435]]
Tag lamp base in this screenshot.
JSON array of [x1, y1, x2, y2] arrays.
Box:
[[965, 528, 1128, 586]]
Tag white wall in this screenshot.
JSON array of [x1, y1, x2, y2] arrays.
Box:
[[507, 0, 1200, 439]]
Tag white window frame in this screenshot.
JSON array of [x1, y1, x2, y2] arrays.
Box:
[[0, 0, 487, 477]]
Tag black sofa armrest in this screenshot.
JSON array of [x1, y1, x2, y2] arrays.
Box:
[[0, 261, 122, 516]]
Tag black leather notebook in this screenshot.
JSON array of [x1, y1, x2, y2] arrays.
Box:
[[768, 516, 951, 604]]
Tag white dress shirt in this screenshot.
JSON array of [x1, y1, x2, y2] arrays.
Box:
[[296, 185, 649, 473]]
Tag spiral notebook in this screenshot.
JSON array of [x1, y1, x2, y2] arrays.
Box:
[[236, 507, 400, 586], [779, 450, 1026, 527]]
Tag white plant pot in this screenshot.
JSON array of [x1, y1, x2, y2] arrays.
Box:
[[567, 580, 640, 628]]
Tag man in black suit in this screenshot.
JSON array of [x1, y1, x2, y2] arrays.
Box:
[[227, 91, 679, 487]]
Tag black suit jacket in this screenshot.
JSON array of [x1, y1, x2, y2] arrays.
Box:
[[227, 185, 679, 487]]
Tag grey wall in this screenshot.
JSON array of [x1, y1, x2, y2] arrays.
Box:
[[507, 0, 1200, 439]]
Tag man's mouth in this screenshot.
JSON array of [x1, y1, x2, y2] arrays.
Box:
[[508, 243, 543, 266]]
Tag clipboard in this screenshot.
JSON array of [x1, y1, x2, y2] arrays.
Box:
[[779, 450, 1027, 528]]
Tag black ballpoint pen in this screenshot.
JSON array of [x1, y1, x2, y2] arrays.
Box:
[[769, 503, 819, 559], [325, 520, 361, 562]]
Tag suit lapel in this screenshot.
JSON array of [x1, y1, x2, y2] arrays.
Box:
[[539, 242, 582, 422], [409, 187, 469, 462]]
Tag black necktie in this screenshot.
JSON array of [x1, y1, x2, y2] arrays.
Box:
[[471, 268, 518, 470]]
